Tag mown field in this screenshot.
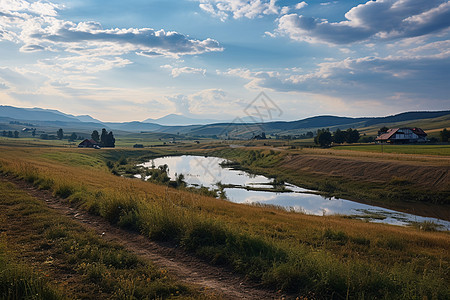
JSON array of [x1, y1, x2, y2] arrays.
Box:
[[333, 144, 450, 156], [0, 141, 449, 299]]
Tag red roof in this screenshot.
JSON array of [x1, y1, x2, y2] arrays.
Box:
[[376, 127, 427, 141], [376, 128, 399, 141], [79, 139, 99, 145]]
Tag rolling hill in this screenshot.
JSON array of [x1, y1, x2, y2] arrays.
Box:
[[1, 105, 448, 138]]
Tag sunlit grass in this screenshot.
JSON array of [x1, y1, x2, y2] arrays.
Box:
[[333, 144, 450, 156], [0, 145, 449, 299]]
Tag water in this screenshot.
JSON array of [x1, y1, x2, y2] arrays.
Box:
[[139, 155, 450, 230]]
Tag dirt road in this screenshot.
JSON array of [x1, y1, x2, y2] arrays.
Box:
[[4, 175, 280, 300]]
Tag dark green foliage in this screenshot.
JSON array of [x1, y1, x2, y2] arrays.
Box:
[[314, 128, 332, 147], [333, 128, 346, 144], [13, 130, 19, 138], [345, 128, 360, 143], [440, 128, 450, 142], [56, 128, 64, 140], [69, 132, 77, 141], [91, 130, 99, 142], [99, 128, 115, 147], [379, 126, 389, 135]]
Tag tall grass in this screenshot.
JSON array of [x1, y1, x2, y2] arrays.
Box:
[[0, 148, 449, 299], [0, 243, 61, 300]]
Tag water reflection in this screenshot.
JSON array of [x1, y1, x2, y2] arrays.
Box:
[[139, 155, 449, 230]]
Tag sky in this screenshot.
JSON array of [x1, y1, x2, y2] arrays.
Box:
[[0, 0, 449, 122]]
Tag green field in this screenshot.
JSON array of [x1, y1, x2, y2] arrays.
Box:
[[333, 144, 450, 156], [1, 142, 449, 299]]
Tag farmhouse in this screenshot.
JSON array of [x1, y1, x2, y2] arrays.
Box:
[[375, 127, 427, 144], [78, 139, 100, 148]]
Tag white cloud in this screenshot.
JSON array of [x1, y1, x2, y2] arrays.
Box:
[[295, 2, 307, 10], [276, 0, 450, 44], [166, 89, 244, 117], [161, 65, 206, 78], [220, 49, 450, 104], [0, 0, 223, 73], [198, 0, 280, 21]]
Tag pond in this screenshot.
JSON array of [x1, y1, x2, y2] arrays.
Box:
[[139, 155, 450, 230]]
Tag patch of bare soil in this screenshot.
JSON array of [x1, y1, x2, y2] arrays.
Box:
[[2, 175, 281, 300]]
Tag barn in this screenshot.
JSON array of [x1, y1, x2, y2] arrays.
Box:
[[375, 128, 427, 144], [78, 139, 100, 148]]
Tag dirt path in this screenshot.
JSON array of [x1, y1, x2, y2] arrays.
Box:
[[2, 174, 280, 300]]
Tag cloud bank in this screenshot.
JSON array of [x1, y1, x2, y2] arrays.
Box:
[[1, 0, 223, 63], [198, 0, 280, 21], [277, 0, 450, 44]]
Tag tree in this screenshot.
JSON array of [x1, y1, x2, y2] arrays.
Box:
[[378, 126, 389, 135], [345, 128, 360, 143], [100, 128, 108, 146], [2, 130, 6, 137], [440, 128, 450, 143], [106, 131, 115, 147], [7, 131, 13, 138], [13, 130, 19, 138], [333, 128, 346, 144], [32, 129, 36, 137], [57, 128, 64, 140], [69, 132, 77, 141], [91, 130, 100, 142], [314, 128, 332, 148]]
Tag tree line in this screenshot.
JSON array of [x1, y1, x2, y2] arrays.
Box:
[[91, 129, 115, 147], [314, 128, 360, 147]]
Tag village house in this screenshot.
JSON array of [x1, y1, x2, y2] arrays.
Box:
[[78, 139, 100, 148], [375, 127, 427, 144]]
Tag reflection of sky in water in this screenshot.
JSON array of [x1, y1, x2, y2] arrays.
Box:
[[140, 156, 450, 230]]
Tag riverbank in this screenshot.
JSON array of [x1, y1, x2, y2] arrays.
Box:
[[1, 144, 449, 298], [183, 145, 450, 221]]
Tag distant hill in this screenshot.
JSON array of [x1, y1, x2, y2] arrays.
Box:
[[167, 111, 450, 138], [0, 106, 102, 123], [1, 105, 448, 138], [143, 114, 222, 126]]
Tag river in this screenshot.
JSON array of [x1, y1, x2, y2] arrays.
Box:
[[138, 155, 450, 230]]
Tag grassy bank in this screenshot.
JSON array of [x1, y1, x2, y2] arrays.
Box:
[[202, 146, 450, 213], [0, 145, 449, 299], [0, 179, 208, 299]]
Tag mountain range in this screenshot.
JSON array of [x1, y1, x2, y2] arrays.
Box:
[[1, 105, 449, 138]]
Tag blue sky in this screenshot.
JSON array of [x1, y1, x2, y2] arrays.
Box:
[[0, 0, 449, 122]]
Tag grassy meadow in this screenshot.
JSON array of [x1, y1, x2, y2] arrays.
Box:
[[333, 144, 450, 156], [0, 178, 211, 299], [0, 142, 449, 299]]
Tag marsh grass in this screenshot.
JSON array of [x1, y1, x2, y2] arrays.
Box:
[[0, 146, 449, 299]]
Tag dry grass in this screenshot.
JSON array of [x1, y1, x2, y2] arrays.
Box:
[[0, 145, 449, 299]]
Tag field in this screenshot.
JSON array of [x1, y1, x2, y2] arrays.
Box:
[[333, 144, 450, 156], [0, 139, 449, 299], [0, 177, 212, 299]]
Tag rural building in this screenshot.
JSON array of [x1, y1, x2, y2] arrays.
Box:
[[78, 139, 100, 148], [375, 127, 427, 143]]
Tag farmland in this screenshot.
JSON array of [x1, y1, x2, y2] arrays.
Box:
[[0, 139, 449, 299]]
